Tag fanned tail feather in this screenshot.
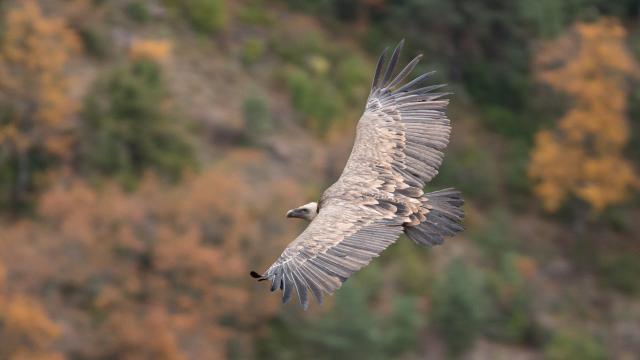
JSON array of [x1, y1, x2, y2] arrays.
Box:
[[404, 188, 464, 246]]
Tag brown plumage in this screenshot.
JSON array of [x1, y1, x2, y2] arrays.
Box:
[[251, 40, 464, 310]]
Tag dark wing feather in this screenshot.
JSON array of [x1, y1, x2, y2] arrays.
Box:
[[383, 39, 404, 85]]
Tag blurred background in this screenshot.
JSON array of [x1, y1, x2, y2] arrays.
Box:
[[0, 0, 639, 359]]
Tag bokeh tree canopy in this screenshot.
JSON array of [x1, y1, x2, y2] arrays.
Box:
[[0, 0, 79, 210], [529, 18, 639, 212]]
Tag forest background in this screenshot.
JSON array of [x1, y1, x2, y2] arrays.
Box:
[[0, 0, 639, 359]]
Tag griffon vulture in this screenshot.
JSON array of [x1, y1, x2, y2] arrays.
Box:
[[251, 40, 464, 310]]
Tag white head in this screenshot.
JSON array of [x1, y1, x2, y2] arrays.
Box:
[[286, 202, 318, 221]]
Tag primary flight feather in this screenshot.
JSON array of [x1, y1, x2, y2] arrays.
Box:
[[251, 40, 464, 310]]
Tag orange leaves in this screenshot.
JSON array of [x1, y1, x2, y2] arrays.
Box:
[[529, 18, 639, 212], [0, 261, 63, 360], [0, 152, 305, 358], [529, 130, 585, 211], [0, 0, 80, 154], [129, 39, 173, 63], [535, 19, 636, 100], [0, 0, 81, 209], [577, 156, 639, 211], [0, 1, 79, 71], [100, 308, 189, 360], [0, 296, 61, 349]]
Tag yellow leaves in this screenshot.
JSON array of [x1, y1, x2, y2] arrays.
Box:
[[0, 0, 80, 81], [530, 130, 638, 211], [129, 39, 173, 63], [577, 156, 638, 211], [529, 131, 581, 211], [536, 18, 637, 98], [529, 18, 639, 212], [0, 0, 80, 157], [558, 108, 629, 149]]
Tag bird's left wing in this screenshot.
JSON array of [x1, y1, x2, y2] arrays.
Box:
[[251, 199, 404, 310]]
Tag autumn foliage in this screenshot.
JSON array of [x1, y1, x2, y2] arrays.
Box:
[[129, 39, 173, 63], [0, 150, 304, 358], [529, 18, 639, 212], [0, 0, 80, 207], [1, 0, 640, 359], [0, 261, 63, 360]]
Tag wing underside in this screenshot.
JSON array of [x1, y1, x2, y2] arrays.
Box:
[[253, 40, 459, 309], [254, 202, 403, 309]]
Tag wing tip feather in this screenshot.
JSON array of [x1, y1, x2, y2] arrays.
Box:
[[250, 270, 267, 281]]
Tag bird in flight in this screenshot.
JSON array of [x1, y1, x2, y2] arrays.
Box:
[[251, 40, 464, 310]]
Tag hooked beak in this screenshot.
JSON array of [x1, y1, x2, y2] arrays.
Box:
[[286, 209, 304, 219]]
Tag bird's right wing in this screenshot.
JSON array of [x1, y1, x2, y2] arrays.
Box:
[[252, 199, 405, 310]]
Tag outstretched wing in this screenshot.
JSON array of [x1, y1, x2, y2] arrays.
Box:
[[252, 199, 405, 310], [252, 41, 454, 309], [322, 39, 450, 202]]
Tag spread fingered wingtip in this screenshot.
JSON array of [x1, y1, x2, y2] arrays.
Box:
[[250, 271, 267, 281], [372, 39, 435, 95], [371, 46, 389, 91], [383, 39, 405, 85]]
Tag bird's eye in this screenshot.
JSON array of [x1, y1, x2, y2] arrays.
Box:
[[301, 209, 308, 213]]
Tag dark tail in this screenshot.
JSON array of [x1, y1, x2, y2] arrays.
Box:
[[404, 188, 464, 246]]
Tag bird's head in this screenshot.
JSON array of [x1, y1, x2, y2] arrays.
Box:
[[286, 202, 318, 221]]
